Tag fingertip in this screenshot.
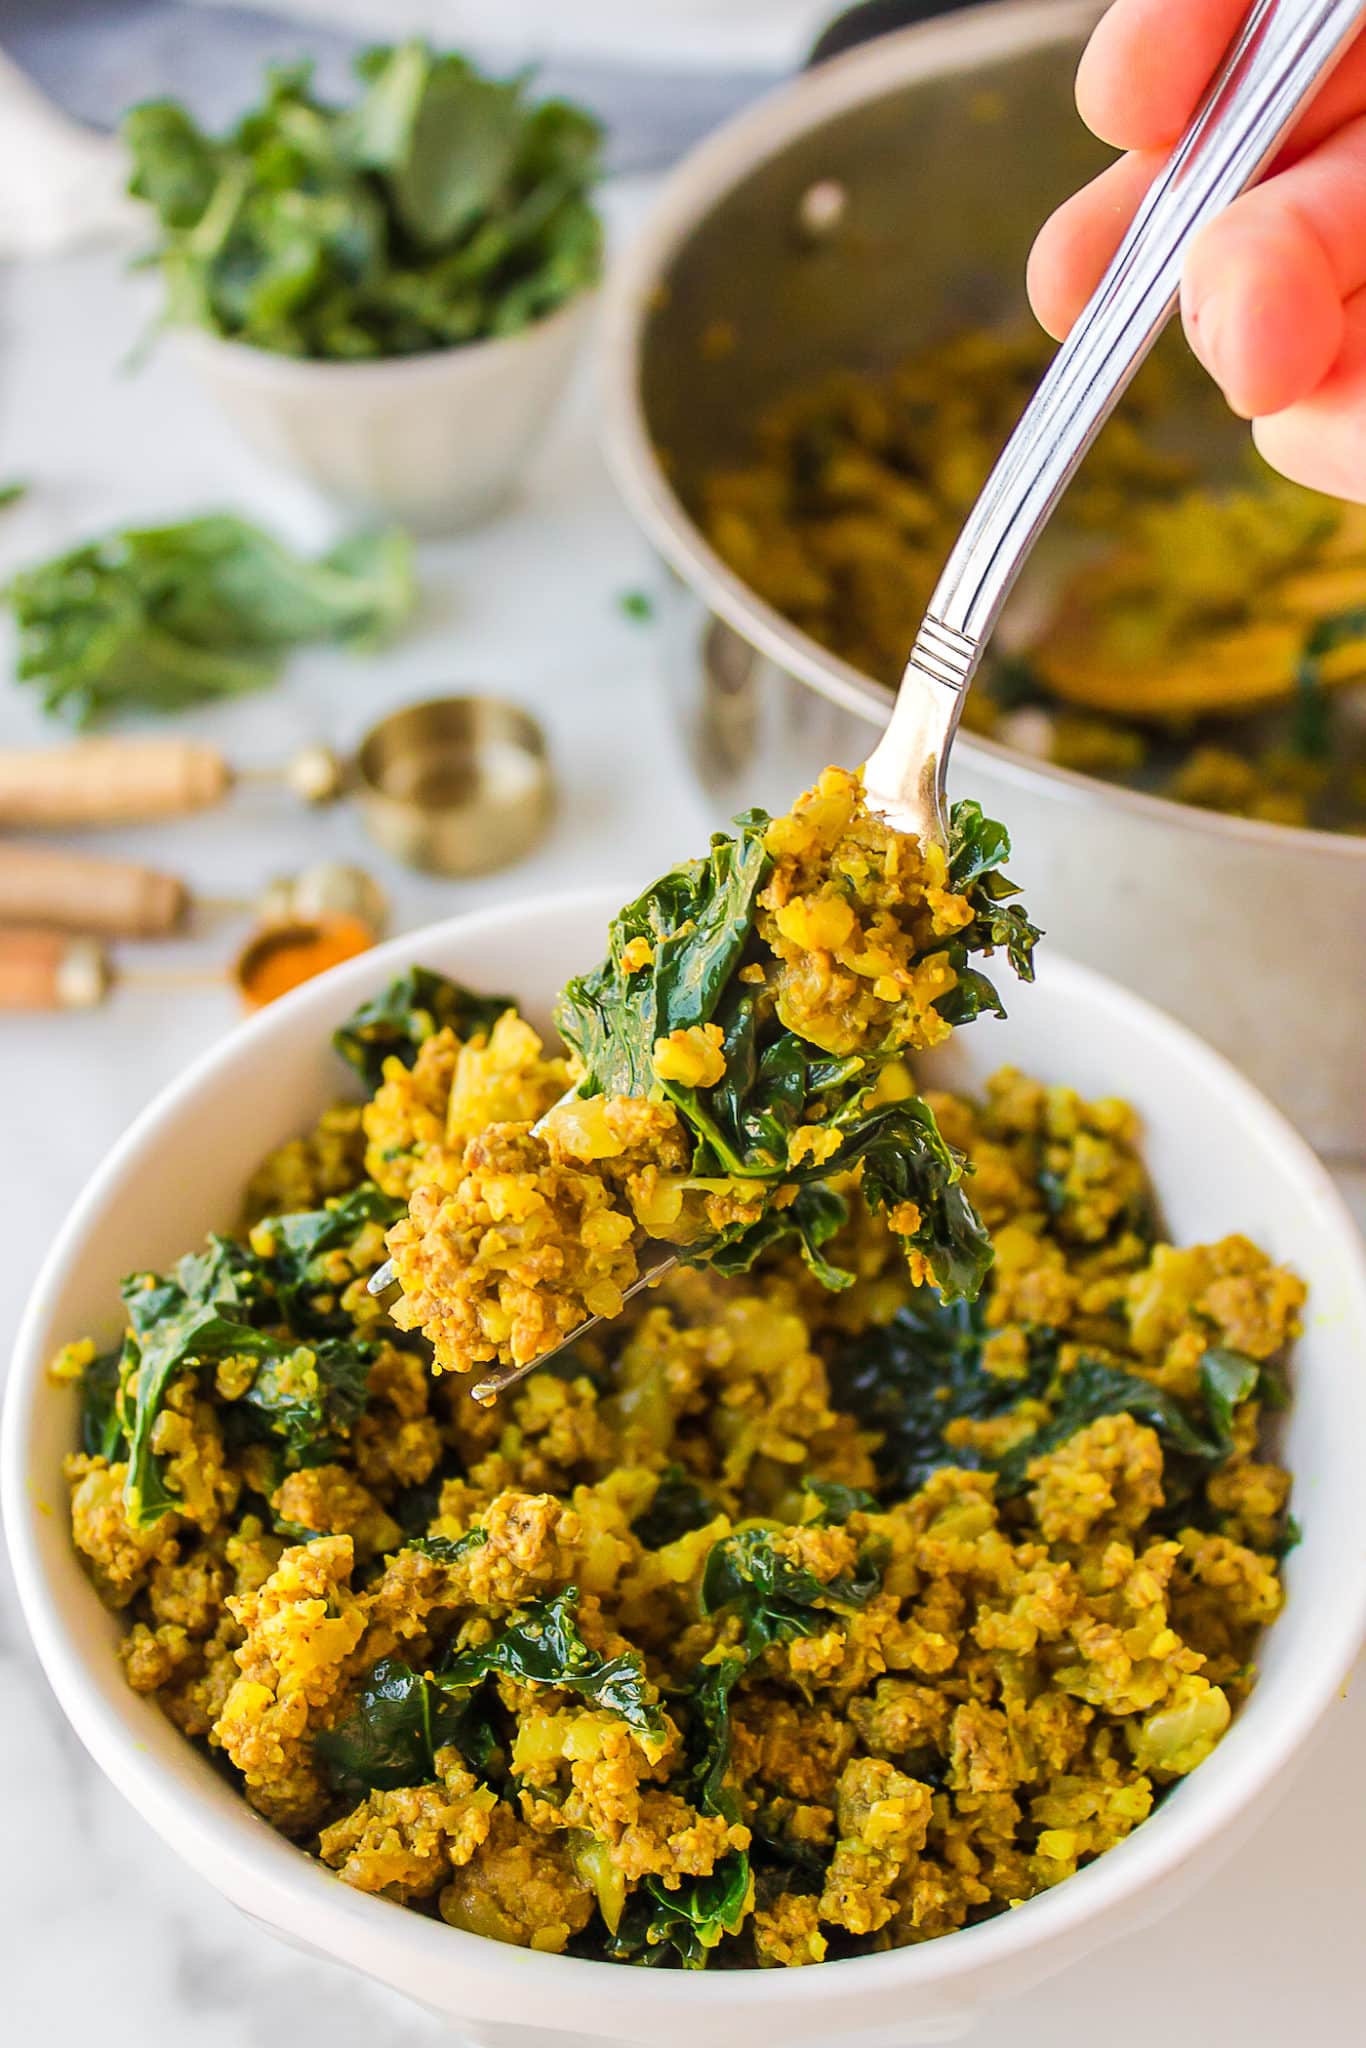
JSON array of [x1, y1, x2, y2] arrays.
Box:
[[1075, 0, 1247, 150], [1025, 206, 1074, 341], [1026, 153, 1165, 340], [1074, 0, 1157, 147]]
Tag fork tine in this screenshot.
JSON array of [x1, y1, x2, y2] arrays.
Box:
[[468, 1252, 679, 1403], [367, 1247, 679, 1401], [367, 1257, 397, 1298]]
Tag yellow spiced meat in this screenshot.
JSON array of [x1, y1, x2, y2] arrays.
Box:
[[62, 973, 1300, 1969], [379, 767, 1034, 1383], [758, 767, 973, 1058]]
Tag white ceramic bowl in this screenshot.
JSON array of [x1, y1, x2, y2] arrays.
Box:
[[6, 890, 1366, 2047], [175, 293, 593, 534]]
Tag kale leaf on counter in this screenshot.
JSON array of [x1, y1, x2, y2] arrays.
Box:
[[6, 513, 413, 726], [555, 798, 1035, 1305], [333, 966, 512, 1089], [124, 44, 602, 360]]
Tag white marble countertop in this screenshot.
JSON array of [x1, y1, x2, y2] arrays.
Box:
[[2, 212, 1363, 2047]]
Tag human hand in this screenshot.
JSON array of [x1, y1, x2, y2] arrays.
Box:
[[1027, 0, 1366, 501]]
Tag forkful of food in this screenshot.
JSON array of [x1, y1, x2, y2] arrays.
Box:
[[369, 0, 1366, 1401]]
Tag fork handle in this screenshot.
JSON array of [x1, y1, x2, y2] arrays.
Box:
[[905, 0, 1366, 699]]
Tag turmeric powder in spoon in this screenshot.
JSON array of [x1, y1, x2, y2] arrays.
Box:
[[235, 915, 375, 1010]]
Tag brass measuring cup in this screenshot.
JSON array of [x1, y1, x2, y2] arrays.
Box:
[[0, 693, 555, 879], [352, 695, 553, 876]]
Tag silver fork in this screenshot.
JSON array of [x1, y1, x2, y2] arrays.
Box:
[[376, 0, 1366, 1402], [865, 0, 1366, 852]]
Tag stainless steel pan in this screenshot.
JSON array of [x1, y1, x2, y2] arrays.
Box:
[[602, 0, 1366, 1156]]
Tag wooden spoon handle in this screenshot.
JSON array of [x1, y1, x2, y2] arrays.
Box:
[[0, 926, 107, 1009], [0, 739, 231, 828], [0, 844, 190, 936]]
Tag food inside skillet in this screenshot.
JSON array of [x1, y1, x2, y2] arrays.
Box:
[[59, 966, 1300, 1967], [700, 331, 1366, 831]]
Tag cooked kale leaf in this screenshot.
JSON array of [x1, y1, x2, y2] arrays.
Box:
[[6, 513, 413, 726], [231, 1339, 373, 1468], [316, 1656, 494, 1794], [802, 1477, 878, 1524], [434, 1587, 663, 1741], [557, 812, 772, 1100], [626, 1523, 884, 1966], [630, 1465, 718, 1550], [703, 1181, 854, 1292], [605, 1853, 751, 1969], [266, 1183, 405, 1267], [828, 1294, 1040, 1498], [555, 796, 1033, 1303], [683, 1652, 749, 1822], [1201, 1345, 1268, 1442], [263, 1183, 404, 1333], [334, 966, 512, 1088], [829, 1294, 1266, 1521], [935, 800, 1042, 1025], [118, 1231, 375, 1527], [80, 1345, 128, 1461], [124, 46, 602, 361], [403, 1529, 488, 1563], [829, 1098, 994, 1302], [991, 1348, 1262, 1494], [700, 1526, 880, 1657]]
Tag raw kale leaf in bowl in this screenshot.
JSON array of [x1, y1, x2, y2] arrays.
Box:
[[124, 42, 604, 361]]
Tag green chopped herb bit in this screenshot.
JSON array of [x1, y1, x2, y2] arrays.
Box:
[[6, 513, 413, 726]]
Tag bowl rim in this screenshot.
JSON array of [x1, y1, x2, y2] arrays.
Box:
[[7, 886, 1366, 2019], [597, 0, 1366, 868], [171, 285, 595, 385]]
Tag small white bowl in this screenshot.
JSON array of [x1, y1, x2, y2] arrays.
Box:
[[6, 891, 1366, 2046], [174, 293, 593, 534]]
